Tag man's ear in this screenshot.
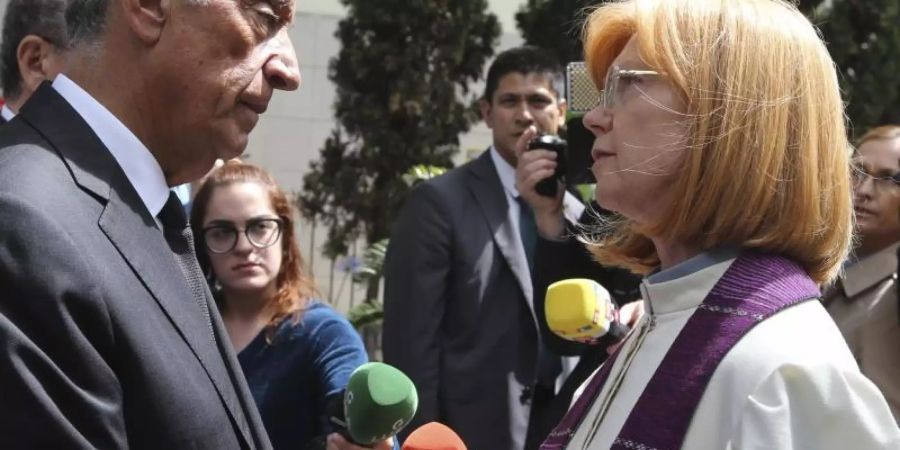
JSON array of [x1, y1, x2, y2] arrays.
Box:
[[120, 0, 171, 44], [557, 97, 567, 128], [16, 35, 55, 96], [479, 98, 494, 129]]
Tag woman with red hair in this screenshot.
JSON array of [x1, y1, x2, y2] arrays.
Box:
[[191, 161, 389, 450]]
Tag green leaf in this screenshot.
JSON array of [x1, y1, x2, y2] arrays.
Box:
[[346, 301, 384, 329]]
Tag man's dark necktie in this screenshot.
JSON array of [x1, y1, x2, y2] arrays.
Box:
[[517, 197, 538, 273], [158, 192, 214, 336], [516, 197, 562, 396]]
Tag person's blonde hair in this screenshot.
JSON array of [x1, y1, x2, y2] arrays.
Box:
[[582, 0, 852, 284]]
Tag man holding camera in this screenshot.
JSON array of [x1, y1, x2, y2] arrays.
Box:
[[382, 46, 581, 449]]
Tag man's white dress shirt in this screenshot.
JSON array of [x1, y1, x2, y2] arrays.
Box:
[[52, 74, 169, 220]]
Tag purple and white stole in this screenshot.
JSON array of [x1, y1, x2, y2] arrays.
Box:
[[540, 253, 820, 450]]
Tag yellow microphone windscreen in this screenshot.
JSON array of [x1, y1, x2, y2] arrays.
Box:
[[545, 278, 613, 342]]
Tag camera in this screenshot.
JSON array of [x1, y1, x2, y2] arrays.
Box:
[[527, 133, 567, 197]]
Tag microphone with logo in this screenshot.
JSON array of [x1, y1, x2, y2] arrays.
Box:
[[400, 422, 467, 450], [545, 278, 630, 344], [308, 362, 418, 449]]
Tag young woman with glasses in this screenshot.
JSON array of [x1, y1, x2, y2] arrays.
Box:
[[524, 0, 900, 448], [190, 162, 390, 450]]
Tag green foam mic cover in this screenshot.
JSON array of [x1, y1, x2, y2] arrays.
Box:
[[344, 362, 419, 445]]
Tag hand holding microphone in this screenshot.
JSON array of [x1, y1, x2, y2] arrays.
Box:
[[545, 278, 632, 344], [316, 362, 418, 450]]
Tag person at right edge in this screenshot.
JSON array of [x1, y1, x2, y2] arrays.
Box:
[[535, 0, 900, 449], [824, 125, 900, 423]]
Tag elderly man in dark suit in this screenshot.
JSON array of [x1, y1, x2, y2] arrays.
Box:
[[0, 0, 300, 448], [0, 0, 69, 122], [383, 46, 584, 449]]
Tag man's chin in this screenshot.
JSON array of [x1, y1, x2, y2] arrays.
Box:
[[218, 134, 250, 161]]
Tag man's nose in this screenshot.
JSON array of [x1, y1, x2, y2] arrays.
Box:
[[264, 28, 301, 91], [515, 102, 535, 124]]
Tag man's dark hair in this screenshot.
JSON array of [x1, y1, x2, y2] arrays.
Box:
[[482, 45, 564, 103], [0, 0, 69, 100], [65, 0, 111, 46]]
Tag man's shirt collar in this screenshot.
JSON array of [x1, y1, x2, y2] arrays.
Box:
[[52, 74, 169, 218]]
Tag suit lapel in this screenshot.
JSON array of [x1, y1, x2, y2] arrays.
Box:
[[99, 180, 254, 445], [466, 151, 536, 320], [19, 83, 255, 448]]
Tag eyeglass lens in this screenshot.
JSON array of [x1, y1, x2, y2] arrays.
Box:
[[203, 218, 283, 253], [852, 166, 900, 193], [601, 66, 619, 109]]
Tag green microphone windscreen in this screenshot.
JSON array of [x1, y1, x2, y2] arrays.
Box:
[[344, 362, 418, 445]]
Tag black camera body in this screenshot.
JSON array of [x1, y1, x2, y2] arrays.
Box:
[[527, 133, 568, 197]]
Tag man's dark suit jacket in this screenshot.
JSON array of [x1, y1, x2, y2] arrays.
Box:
[[523, 206, 642, 449], [0, 84, 271, 449], [383, 150, 542, 450]]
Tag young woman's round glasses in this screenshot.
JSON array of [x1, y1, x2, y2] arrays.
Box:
[[600, 65, 661, 109], [201, 218, 284, 254]]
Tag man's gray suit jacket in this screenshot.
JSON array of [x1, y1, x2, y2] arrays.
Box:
[[0, 84, 271, 449], [383, 150, 541, 450]]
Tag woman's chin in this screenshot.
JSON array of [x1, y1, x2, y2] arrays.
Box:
[[221, 281, 271, 297], [593, 186, 620, 213]]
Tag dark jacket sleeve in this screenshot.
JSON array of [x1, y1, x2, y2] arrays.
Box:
[[0, 194, 125, 449], [532, 203, 642, 356], [381, 183, 451, 437]]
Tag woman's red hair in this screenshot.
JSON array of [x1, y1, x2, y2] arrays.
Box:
[[190, 161, 318, 334]]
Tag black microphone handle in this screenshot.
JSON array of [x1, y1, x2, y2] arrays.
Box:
[[305, 391, 366, 450]]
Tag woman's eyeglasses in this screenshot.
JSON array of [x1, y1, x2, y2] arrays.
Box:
[[599, 65, 661, 109], [201, 217, 284, 254], [852, 167, 900, 194]]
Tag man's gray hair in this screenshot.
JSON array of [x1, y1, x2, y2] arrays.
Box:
[[66, 0, 209, 44], [1, 0, 69, 98], [66, 0, 110, 44]]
